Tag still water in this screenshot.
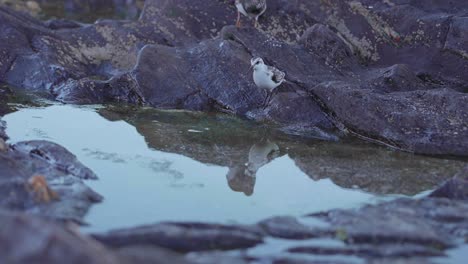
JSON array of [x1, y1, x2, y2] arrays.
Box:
[[3, 104, 464, 232]]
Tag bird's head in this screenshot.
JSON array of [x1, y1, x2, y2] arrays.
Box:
[[250, 57, 264, 71]]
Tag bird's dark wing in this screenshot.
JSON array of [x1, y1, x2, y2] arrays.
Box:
[[244, 0, 266, 15], [269, 66, 285, 84]]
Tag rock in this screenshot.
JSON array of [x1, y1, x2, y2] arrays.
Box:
[[44, 18, 82, 30], [0, 119, 7, 140], [0, 210, 120, 264], [444, 17, 468, 63], [299, 23, 357, 71], [320, 198, 468, 248], [145, 197, 468, 263], [288, 243, 444, 258], [367, 64, 426, 93], [93, 222, 264, 252], [0, 140, 102, 223], [0, 0, 41, 16], [13, 140, 98, 180], [116, 245, 190, 264], [140, 0, 316, 44], [0, 138, 7, 152], [430, 165, 468, 200], [258, 216, 331, 240], [1, 1, 468, 156], [310, 83, 468, 156], [0, 85, 13, 116]]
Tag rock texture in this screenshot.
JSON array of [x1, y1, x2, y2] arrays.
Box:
[[0, 139, 102, 223], [0, 1, 467, 262], [0, 209, 190, 264], [0, 0, 466, 155], [0, 210, 119, 264], [93, 222, 264, 252]]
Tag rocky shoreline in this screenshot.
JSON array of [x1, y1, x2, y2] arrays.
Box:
[[0, 0, 467, 263]]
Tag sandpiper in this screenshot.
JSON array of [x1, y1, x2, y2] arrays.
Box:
[[250, 57, 285, 105], [235, 0, 267, 28]]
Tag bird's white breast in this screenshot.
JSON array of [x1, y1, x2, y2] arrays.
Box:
[[253, 68, 279, 91], [236, 2, 249, 16]]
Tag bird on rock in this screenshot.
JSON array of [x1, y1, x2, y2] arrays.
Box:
[[235, 0, 267, 28], [250, 57, 285, 105]]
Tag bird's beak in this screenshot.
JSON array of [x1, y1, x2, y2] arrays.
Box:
[[247, 64, 253, 74]]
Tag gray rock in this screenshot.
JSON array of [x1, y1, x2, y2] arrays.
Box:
[[258, 216, 332, 240], [0, 119, 6, 140], [321, 198, 468, 248], [0, 140, 102, 223], [1, 1, 468, 155], [13, 140, 98, 180], [0, 210, 119, 264], [93, 222, 264, 252], [116, 245, 190, 264]]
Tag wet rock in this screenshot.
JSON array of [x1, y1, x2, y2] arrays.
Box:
[[13, 140, 97, 180], [0, 119, 6, 140], [0, 85, 13, 116], [0, 140, 101, 223], [1, 1, 468, 156], [93, 222, 264, 252], [310, 83, 468, 156], [187, 251, 252, 264], [258, 216, 331, 240], [320, 198, 468, 248], [0, 138, 7, 151], [0, 210, 120, 264], [117, 245, 190, 264], [44, 18, 82, 30], [288, 243, 444, 258], [174, 197, 468, 263]]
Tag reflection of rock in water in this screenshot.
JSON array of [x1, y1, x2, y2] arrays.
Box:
[[98, 106, 467, 196], [290, 140, 467, 195], [227, 140, 280, 196]]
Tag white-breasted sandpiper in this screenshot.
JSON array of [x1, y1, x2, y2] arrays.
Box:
[[250, 57, 285, 105], [235, 0, 267, 28]]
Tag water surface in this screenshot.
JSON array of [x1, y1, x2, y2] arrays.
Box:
[[3, 104, 465, 232]]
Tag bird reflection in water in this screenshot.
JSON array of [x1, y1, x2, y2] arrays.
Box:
[[226, 139, 280, 196]]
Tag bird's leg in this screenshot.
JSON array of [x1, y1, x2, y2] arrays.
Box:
[[254, 17, 259, 28], [236, 11, 241, 28], [263, 92, 272, 108]]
